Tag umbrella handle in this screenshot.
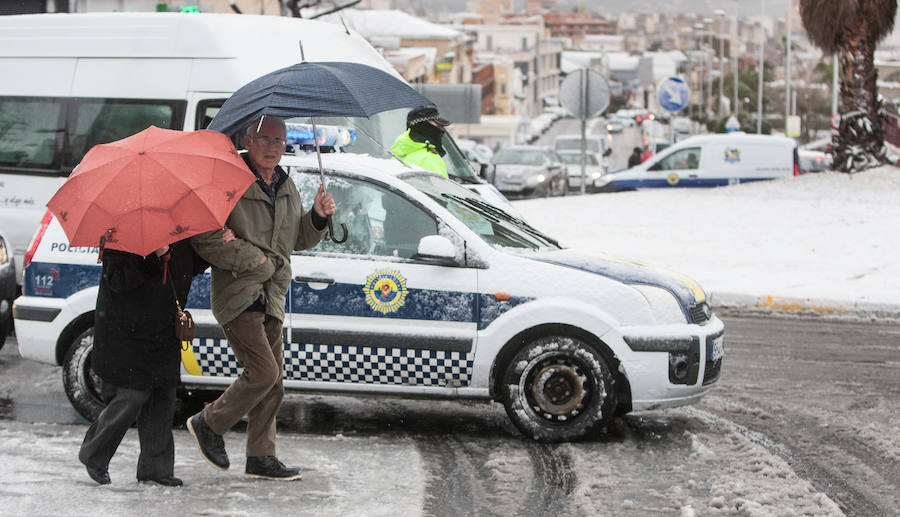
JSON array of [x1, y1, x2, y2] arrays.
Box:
[[327, 215, 348, 244]]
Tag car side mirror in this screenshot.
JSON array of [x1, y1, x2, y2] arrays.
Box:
[[413, 235, 457, 266], [479, 162, 489, 178], [604, 148, 612, 157]]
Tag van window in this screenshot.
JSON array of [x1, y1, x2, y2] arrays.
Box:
[[196, 99, 226, 130], [0, 98, 64, 170], [69, 99, 184, 165], [0, 96, 185, 173], [649, 147, 701, 171]]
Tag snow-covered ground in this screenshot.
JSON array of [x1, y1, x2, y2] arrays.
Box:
[[513, 166, 900, 318]]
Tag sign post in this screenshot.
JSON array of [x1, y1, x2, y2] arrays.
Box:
[[559, 69, 610, 194]]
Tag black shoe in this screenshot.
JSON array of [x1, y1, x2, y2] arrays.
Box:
[[186, 411, 229, 470], [245, 456, 302, 480], [85, 465, 110, 485], [138, 476, 183, 487]]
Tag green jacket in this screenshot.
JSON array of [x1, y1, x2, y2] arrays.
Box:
[[191, 166, 326, 325], [390, 129, 449, 178]]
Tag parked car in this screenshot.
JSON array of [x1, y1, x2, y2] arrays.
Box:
[[14, 151, 724, 442], [798, 150, 833, 173], [557, 151, 606, 192], [491, 145, 569, 198], [0, 230, 15, 350], [604, 117, 625, 134], [671, 117, 692, 135]]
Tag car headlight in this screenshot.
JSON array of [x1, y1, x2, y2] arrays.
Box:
[[632, 284, 687, 324], [591, 172, 603, 180], [594, 175, 611, 186], [535, 174, 546, 183]]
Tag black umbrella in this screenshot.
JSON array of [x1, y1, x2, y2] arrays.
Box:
[[208, 58, 434, 243]]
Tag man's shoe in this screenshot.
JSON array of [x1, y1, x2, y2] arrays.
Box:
[[138, 476, 184, 487], [245, 456, 302, 480], [85, 465, 110, 485], [186, 411, 229, 470]]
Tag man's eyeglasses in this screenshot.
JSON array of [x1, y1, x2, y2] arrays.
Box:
[[251, 135, 286, 147]]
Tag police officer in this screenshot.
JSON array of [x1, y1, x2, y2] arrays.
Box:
[[390, 106, 451, 178]]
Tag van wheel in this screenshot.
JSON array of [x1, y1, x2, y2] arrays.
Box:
[[62, 327, 106, 422], [501, 335, 616, 442]]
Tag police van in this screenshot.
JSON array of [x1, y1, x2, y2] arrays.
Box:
[[0, 12, 499, 285], [596, 133, 800, 191], [14, 150, 725, 442]]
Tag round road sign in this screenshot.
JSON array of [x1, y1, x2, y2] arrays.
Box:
[[657, 77, 690, 113], [559, 68, 610, 119]]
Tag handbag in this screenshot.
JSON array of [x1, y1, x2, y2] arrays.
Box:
[[164, 256, 195, 345]]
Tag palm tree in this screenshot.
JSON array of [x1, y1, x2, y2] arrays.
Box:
[[799, 0, 897, 172]]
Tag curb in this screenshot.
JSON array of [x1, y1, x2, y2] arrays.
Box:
[[708, 292, 900, 322]]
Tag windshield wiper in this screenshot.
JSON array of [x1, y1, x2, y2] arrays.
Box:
[[442, 193, 560, 248]]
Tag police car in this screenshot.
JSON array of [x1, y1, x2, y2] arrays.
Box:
[[14, 152, 724, 442]]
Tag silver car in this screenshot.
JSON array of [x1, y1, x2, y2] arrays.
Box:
[[491, 145, 568, 198]]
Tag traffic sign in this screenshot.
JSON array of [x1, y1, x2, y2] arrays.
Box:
[[657, 77, 690, 113], [559, 68, 610, 119]]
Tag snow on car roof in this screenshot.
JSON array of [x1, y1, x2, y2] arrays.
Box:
[[279, 152, 415, 180]]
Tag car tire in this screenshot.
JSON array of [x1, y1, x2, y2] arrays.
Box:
[[0, 315, 9, 351], [62, 327, 106, 422], [501, 335, 616, 442]]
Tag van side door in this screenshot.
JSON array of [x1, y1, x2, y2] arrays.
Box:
[[645, 146, 703, 187]]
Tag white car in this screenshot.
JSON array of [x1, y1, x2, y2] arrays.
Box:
[[14, 152, 724, 442], [557, 151, 606, 192]]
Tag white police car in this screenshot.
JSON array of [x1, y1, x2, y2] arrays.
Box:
[[14, 152, 724, 442]]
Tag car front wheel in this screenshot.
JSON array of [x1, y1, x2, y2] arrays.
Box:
[[501, 335, 616, 442], [62, 327, 106, 422]]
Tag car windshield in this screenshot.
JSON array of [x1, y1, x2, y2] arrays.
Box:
[[555, 138, 600, 152], [492, 149, 546, 166], [558, 153, 599, 165], [403, 173, 561, 251]]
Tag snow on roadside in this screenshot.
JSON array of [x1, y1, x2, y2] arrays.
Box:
[[513, 166, 900, 309]]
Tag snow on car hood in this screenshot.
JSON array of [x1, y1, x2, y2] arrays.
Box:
[[528, 248, 707, 309]]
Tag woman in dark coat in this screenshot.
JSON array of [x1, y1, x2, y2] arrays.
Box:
[[78, 238, 213, 486]]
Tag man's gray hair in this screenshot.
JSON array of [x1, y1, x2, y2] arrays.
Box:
[[245, 115, 286, 137]]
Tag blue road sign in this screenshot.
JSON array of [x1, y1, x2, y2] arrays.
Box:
[[658, 77, 690, 113]]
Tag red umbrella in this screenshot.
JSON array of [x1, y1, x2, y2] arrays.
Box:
[[47, 126, 256, 257]]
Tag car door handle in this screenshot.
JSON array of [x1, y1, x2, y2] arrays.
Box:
[[689, 174, 698, 178], [294, 275, 335, 285]]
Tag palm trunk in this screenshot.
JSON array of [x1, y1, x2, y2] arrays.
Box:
[[834, 21, 888, 172]]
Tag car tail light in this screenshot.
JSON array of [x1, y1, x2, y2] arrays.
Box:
[[23, 210, 53, 268]]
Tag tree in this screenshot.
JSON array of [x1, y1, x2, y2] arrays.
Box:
[[800, 0, 897, 172]]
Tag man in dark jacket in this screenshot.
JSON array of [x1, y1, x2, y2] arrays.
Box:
[[79, 240, 207, 486], [188, 116, 335, 481], [628, 146, 642, 168]]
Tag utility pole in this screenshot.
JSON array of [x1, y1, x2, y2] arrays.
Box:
[[785, 0, 792, 128], [832, 53, 839, 116], [733, 1, 739, 116], [719, 38, 725, 116], [758, 23, 765, 133]]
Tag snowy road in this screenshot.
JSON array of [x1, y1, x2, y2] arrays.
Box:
[[3, 312, 898, 516]]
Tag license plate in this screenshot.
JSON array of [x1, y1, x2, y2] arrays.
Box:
[[711, 335, 725, 361]]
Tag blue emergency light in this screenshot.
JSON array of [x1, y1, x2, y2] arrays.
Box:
[[285, 123, 357, 150]]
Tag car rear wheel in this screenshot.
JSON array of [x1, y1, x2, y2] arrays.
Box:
[[62, 327, 106, 422], [501, 335, 616, 442]]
